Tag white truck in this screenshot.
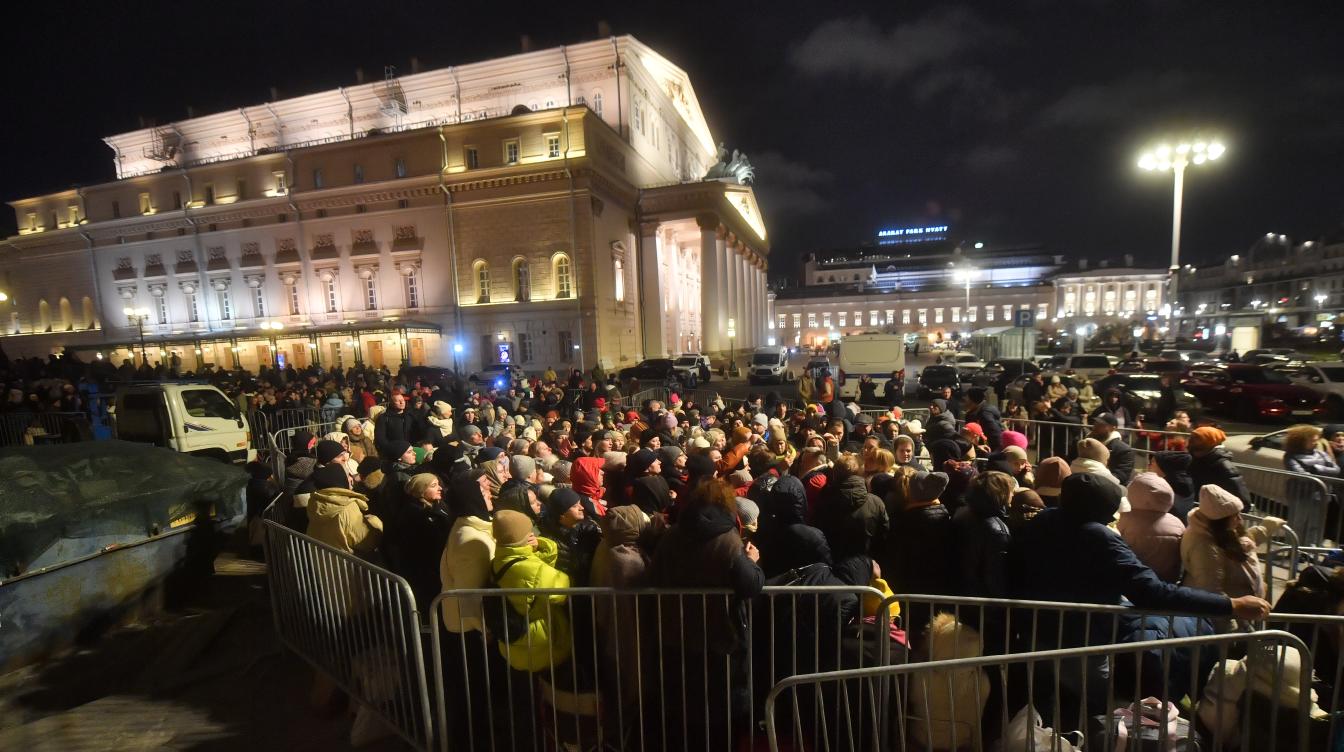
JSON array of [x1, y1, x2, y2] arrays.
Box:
[[113, 383, 256, 465], [747, 346, 791, 385], [837, 333, 906, 402]]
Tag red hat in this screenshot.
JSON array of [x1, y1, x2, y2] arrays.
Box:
[[625, 410, 640, 423], [962, 422, 985, 438], [593, 397, 607, 411]]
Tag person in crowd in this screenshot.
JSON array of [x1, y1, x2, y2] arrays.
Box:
[[797, 369, 815, 403], [857, 374, 878, 405], [959, 422, 991, 458], [755, 474, 832, 578], [1282, 423, 1341, 477], [1000, 445, 1034, 488], [569, 455, 608, 519], [883, 468, 956, 600], [1070, 437, 1122, 488], [374, 391, 423, 458], [304, 463, 383, 555], [817, 369, 836, 405], [538, 487, 602, 585], [814, 453, 889, 559], [427, 400, 455, 441], [1117, 473, 1185, 583], [1324, 424, 1344, 466], [1089, 389, 1133, 428], [1187, 426, 1250, 503], [1089, 412, 1135, 484], [1022, 371, 1046, 407], [891, 435, 917, 468], [342, 416, 378, 461], [962, 387, 1003, 451], [626, 448, 672, 515], [488, 509, 572, 673], [910, 613, 990, 752], [1181, 485, 1283, 607], [1149, 450, 1197, 523], [1045, 374, 1068, 403], [383, 473, 454, 610], [796, 446, 831, 516], [439, 469, 496, 634], [1033, 456, 1071, 506], [953, 470, 1013, 598], [924, 398, 958, 445], [884, 369, 904, 408]]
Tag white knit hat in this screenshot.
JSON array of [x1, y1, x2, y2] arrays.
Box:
[[1198, 484, 1244, 520]]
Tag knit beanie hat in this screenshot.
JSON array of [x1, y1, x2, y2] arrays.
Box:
[[603, 451, 627, 470], [909, 471, 950, 502], [1198, 484, 1244, 520], [658, 445, 684, 465], [1002, 445, 1028, 462], [493, 510, 533, 547], [315, 439, 346, 465], [1191, 426, 1227, 447], [1126, 472, 1175, 512], [386, 440, 413, 463], [1000, 430, 1028, 450], [1075, 437, 1111, 464], [357, 457, 381, 477], [549, 460, 572, 484], [475, 446, 504, 465], [310, 463, 350, 491], [510, 454, 538, 482], [1035, 457, 1072, 496], [627, 448, 658, 477], [1154, 450, 1193, 476], [404, 473, 439, 500]]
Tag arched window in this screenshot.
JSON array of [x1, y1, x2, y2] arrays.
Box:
[[592, 91, 603, 116], [81, 296, 96, 329], [513, 258, 530, 302], [613, 258, 625, 303], [553, 254, 573, 299], [59, 297, 73, 331], [473, 260, 491, 303], [38, 299, 52, 332]]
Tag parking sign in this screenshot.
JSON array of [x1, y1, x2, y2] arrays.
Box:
[[1013, 309, 1035, 327]]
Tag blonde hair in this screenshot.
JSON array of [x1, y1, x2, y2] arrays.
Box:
[[1284, 424, 1323, 455], [869, 448, 895, 475], [886, 465, 920, 511]]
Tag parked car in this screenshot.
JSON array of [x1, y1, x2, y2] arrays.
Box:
[[672, 353, 712, 385], [1221, 429, 1289, 470], [1269, 361, 1344, 418], [1160, 349, 1214, 364], [1116, 358, 1189, 375], [401, 365, 457, 385], [1092, 373, 1203, 422], [1242, 348, 1308, 365], [1181, 364, 1325, 421], [1048, 353, 1115, 381], [1004, 373, 1081, 406], [469, 363, 526, 390], [917, 365, 962, 399], [946, 352, 986, 377], [618, 358, 678, 383], [747, 346, 792, 385], [983, 358, 1040, 398]]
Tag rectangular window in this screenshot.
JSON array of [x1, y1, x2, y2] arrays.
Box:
[[838, 312, 847, 327], [273, 171, 288, 194], [253, 285, 266, 317], [326, 279, 339, 313], [312, 169, 324, 189], [395, 158, 406, 178], [111, 200, 121, 219], [807, 312, 817, 328], [934, 308, 944, 324], [885, 310, 894, 325], [464, 147, 479, 169], [986, 306, 995, 322], [187, 293, 199, 323], [546, 133, 560, 158], [917, 309, 927, 325], [613, 258, 625, 302], [403, 271, 419, 309], [203, 184, 215, 205], [968, 306, 977, 322], [364, 277, 378, 311], [139, 193, 152, 214], [558, 331, 574, 362], [503, 139, 520, 165], [822, 313, 832, 328], [172, 190, 182, 209], [237, 179, 247, 199], [218, 290, 232, 320], [902, 310, 911, 325], [952, 307, 960, 323], [287, 283, 300, 315], [1003, 304, 1013, 322], [518, 332, 533, 364], [156, 296, 169, 325], [634, 105, 644, 134], [1038, 303, 1049, 320], [26, 211, 37, 230], [793, 313, 802, 328], [354, 164, 364, 183], [778, 313, 787, 330]]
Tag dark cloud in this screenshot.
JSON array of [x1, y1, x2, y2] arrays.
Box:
[[958, 145, 1020, 174], [789, 8, 996, 83], [749, 151, 834, 216], [1036, 71, 1197, 128]]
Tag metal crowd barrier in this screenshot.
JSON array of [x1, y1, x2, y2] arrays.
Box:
[[1238, 465, 1331, 547], [625, 387, 671, 410], [765, 630, 1317, 752], [0, 411, 88, 446], [269, 420, 340, 485], [427, 584, 892, 752], [261, 516, 433, 751]]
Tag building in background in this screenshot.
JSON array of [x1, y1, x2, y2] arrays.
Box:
[[0, 35, 768, 373]]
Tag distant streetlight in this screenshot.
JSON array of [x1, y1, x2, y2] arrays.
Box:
[[1316, 293, 1329, 310], [123, 306, 151, 365], [727, 317, 738, 376], [953, 267, 977, 324], [1138, 137, 1225, 335], [0, 291, 8, 302]]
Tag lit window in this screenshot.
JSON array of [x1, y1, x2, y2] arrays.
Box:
[[404, 270, 419, 309], [1038, 303, 1049, 319], [203, 184, 215, 205], [823, 313, 832, 328], [518, 332, 533, 364], [287, 282, 300, 315], [614, 258, 625, 302], [187, 293, 200, 323], [553, 254, 572, 298], [503, 139, 520, 165], [156, 296, 169, 325], [838, 312, 847, 327], [326, 278, 338, 313], [986, 306, 995, 322], [793, 313, 802, 328], [935, 308, 944, 324], [253, 285, 266, 317], [513, 258, 531, 302], [592, 91, 603, 116], [139, 193, 152, 214], [1003, 304, 1013, 321], [546, 133, 560, 159], [395, 158, 407, 178], [474, 261, 491, 303], [365, 277, 378, 311], [917, 309, 927, 325], [218, 290, 232, 320], [807, 312, 817, 327], [464, 147, 479, 169], [777, 314, 787, 330], [968, 306, 977, 322], [885, 310, 894, 324], [902, 310, 911, 325], [272, 171, 287, 195], [68, 205, 80, 225], [952, 307, 960, 323]]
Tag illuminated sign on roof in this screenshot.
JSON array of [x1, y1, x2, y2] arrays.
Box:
[[877, 225, 949, 245]]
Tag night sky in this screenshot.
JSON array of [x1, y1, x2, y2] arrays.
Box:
[[4, 0, 1342, 281]]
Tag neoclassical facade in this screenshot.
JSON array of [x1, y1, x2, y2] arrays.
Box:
[[1, 36, 768, 373]]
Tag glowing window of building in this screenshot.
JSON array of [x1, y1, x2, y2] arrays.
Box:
[[793, 313, 802, 328], [287, 282, 300, 315], [952, 307, 960, 323], [553, 254, 573, 299], [986, 306, 995, 322], [1003, 305, 1013, 321], [838, 312, 847, 327], [474, 261, 491, 303], [403, 270, 420, 309], [935, 308, 944, 324], [902, 310, 911, 325], [546, 133, 561, 159], [613, 258, 625, 302], [808, 312, 817, 327]]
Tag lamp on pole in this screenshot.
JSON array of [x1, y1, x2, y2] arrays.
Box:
[[1138, 138, 1225, 338], [953, 267, 976, 325], [123, 306, 151, 365], [727, 317, 737, 377], [260, 320, 284, 368]]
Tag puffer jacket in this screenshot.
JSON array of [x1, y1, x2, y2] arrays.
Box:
[[923, 412, 958, 445], [952, 487, 1011, 598], [910, 614, 990, 750], [813, 473, 889, 559], [306, 487, 382, 555], [491, 538, 572, 672], [884, 502, 956, 596], [347, 430, 377, 462], [438, 516, 495, 634], [426, 414, 454, 441], [757, 475, 833, 578], [1285, 449, 1341, 478], [1117, 493, 1185, 583], [1189, 447, 1250, 503], [1181, 508, 1266, 599]]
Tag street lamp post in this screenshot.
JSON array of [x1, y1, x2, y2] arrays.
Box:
[[954, 267, 976, 326], [1138, 138, 1225, 339], [727, 318, 737, 377], [123, 306, 151, 365]]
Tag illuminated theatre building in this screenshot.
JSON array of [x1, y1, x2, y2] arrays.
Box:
[[1, 36, 770, 373]]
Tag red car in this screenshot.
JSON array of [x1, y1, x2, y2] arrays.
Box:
[[1182, 364, 1325, 420]]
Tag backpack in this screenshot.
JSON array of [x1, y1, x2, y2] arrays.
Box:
[[482, 557, 534, 643]]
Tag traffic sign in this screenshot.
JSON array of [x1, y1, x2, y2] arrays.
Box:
[[1014, 309, 1035, 328]]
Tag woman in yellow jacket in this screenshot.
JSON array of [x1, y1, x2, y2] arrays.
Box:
[[490, 510, 573, 672]]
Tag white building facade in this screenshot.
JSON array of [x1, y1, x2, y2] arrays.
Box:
[[1, 36, 768, 373]]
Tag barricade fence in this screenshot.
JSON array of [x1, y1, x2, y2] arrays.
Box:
[[0, 410, 89, 446], [269, 420, 341, 486], [765, 630, 1319, 752], [261, 517, 433, 751]]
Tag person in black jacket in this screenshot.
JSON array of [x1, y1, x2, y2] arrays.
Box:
[[962, 387, 1004, 451], [756, 474, 833, 578], [1089, 412, 1135, 484], [1188, 426, 1250, 503], [1021, 372, 1046, 408], [883, 469, 956, 601], [626, 448, 672, 516], [1150, 450, 1197, 523], [924, 399, 958, 445], [374, 392, 424, 457], [813, 454, 889, 560], [952, 470, 1013, 599]]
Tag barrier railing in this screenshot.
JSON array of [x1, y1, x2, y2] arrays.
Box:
[[765, 630, 1317, 752], [0, 411, 88, 446], [426, 584, 892, 752], [261, 517, 433, 751], [269, 420, 340, 485]]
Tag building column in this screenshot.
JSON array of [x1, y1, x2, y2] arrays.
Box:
[[751, 260, 763, 347], [755, 262, 766, 345], [724, 241, 738, 346], [638, 221, 665, 358], [697, 216, 722, 354], [734, 248, 746, 347]]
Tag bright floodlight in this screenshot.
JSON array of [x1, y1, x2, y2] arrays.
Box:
[[1207, 141, 1225, 160], [1138, 153, 1158, 170]]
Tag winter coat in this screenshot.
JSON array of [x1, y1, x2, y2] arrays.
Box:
[[923, 412, 959, 445], [717, 440, 751, 475], [374, 408, 423, 457], [910, 614, 990, 751], [1167, 470, 1197, 524], [629, 474, 672, 516], [489, 538, 572, 672], [757, 475, 833, 579], [384, 501, 454, 610], [438, 516, 495, 634], [650, 502, 765, 656], [1189, 447, 1250, 504], [426, 414, 454, 441], [884, 502, 956, 596], [540, 516, 602, 587], [306, 487, 382, 555], [964, 403, 1004, 451], [284, 456, 318, 506], [1102, 435, 1136, 484], [952, 490, 1011, 598], [1117, 494, 1185, 583], [1181, 508, 1267, 599], [797, 375, 815, 402], [1284, 448, 1341, 478], [1069, 457, 1122, 488], [813, 473, 889, 559], [347, 431, 377, 461]]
